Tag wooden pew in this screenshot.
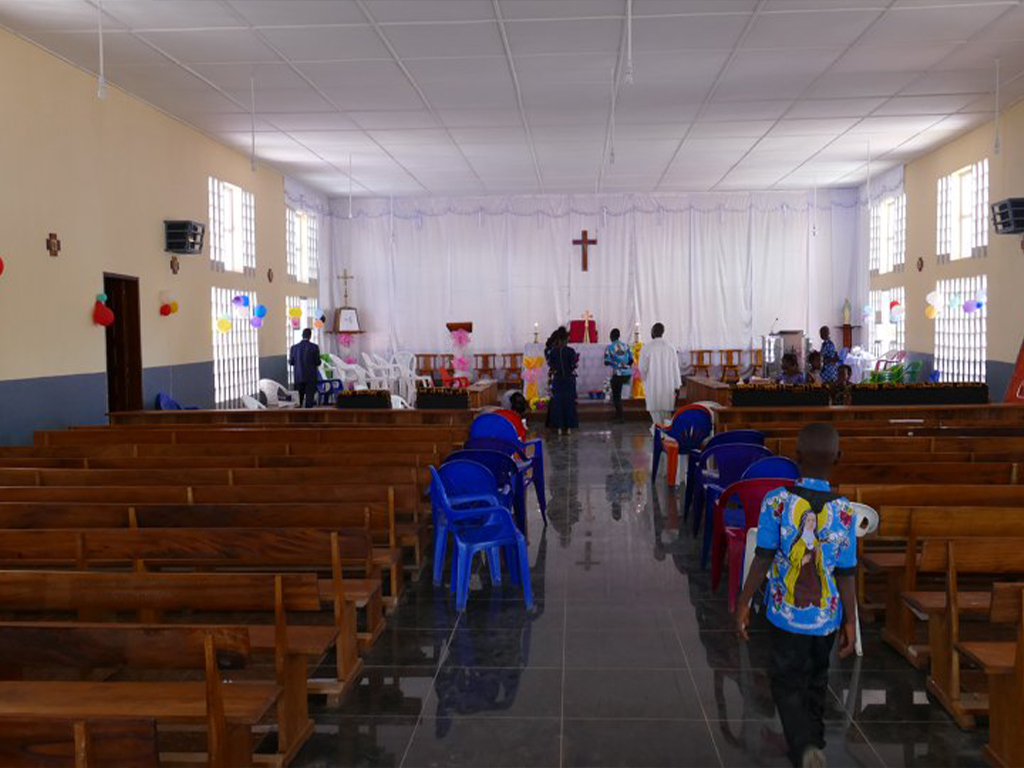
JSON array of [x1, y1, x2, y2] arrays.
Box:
[[34, 426, 464, 448], [716, 403, 1024, 426], [0, 527, 382, 652], [958, 586, 1024, 768], [0, 718, 159, 768], [862, 508, 1024, 666], [0, 466, 421, 488], [844, 485, 1024, 510], [0, 440, 442, 460], [0, 571, 333, 765], [108, 408, 472, 426], [901, 539, 1024, 728], [0, 622, 277, 768], [832, 462, 1019, 485]]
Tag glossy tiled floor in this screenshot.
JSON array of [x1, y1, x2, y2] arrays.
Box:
[[294, 424, 989, 768]]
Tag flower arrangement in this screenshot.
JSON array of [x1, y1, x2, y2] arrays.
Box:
[[450, 329, 471, 347], [338, 333, 354, 346]]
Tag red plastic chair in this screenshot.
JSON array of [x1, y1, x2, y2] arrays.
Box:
[[493, 409, 527, 440], [711, 477, 796, 612]]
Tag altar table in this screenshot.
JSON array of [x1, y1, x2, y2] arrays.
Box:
[[522, 343, 611, 399]]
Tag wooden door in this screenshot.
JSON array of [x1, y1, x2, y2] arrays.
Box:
[[103, 274, 143, 413]]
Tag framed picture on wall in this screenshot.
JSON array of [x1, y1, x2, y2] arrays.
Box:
[[334, 307, 362, 333]]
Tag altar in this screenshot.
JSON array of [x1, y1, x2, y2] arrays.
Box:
[[522, 343, 611, 401]]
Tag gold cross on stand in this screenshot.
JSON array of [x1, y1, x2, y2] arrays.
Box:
[[338, 269, 355, 305]]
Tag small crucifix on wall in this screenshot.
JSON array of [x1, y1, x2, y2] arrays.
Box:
[[573, 229, 597, 272], [46, 233, 61, 258]]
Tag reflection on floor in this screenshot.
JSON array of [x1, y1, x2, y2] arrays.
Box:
[[293, 423, 989, 768]]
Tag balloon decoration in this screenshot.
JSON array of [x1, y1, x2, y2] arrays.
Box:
[[216, 317, 232, 333], [963, 300, 978, 314], [160, 304, 172, 317], [889, 302, 904, 324], [92, 293, 115, 327], [288, 306, 303, 319], [254, 304, 267, 318], [250, 317, 263, 329], [0, 255, 5, 278], [926, 291, 940, 308], [925, 305, 938, 320], [158, 291, 179, 318], [861, 303, 873, 322]]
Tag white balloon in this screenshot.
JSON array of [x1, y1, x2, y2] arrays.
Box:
[[926, 291, 940, 307]]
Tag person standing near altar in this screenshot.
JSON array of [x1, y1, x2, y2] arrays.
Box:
[[639, 323, 681, 430], [604, 328, 633, 423], [546, 327, 579, 436]]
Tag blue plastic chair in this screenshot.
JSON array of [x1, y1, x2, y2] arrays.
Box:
[[444, 449, 521, 531], [684, 429, 765, 522], [466, 413, 547, 524], [651, 408, 713, 482], [429, 466, 533, 612], [741, 456, 800, 481], [316, 377, 345, 406], [154, 391, 198, 410], [695, 443, 773, 568], [429, 464, 509, 587]]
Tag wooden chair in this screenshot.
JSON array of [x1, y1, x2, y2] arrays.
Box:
[[749, 347, 764, 375], [719, 350, 742, 383], [957, 586, 1024, 768], [414, 354, 437, 380], [474, 354, 496, 380], [690, 350, 713, 378], [500, 353, 523, 389]]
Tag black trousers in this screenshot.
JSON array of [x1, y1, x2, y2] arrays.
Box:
[[296, 382, 317, 408], [769, 623, 835, 767], [609, 375, 630, 419]]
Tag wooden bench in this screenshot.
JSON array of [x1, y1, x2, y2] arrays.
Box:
[[832, 462, 1019, 485], [0, 569, 340, 764], [0, 622, 278, 768], [957, 585, 1024, 768], [862, 507, 1024, 666], [0, 718, 158, 768], [900, 539, 1024, 728], [0, 440, 444, 460], [34, 426, 464, 448], [108, 408, 472, 426], [717, 403, 1024, 426]]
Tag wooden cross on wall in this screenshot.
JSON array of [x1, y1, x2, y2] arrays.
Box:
[[46, 233, 61, 258], [573, 229, 597, 272]]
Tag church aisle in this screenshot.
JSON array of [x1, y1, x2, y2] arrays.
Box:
[[294, 424, 988, 768]]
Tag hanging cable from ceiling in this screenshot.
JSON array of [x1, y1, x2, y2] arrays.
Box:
[[249, 74, 256, 172], [609, 68, 617, 165], [994, 57, 1002, 156], [866, 140, 872, 207], [348, 153, 354, 219], [623, 0, 634, 85], [96, 0, 107, 99]]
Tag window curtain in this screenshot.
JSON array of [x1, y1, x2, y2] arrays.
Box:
[[323, 191, 866, 366]]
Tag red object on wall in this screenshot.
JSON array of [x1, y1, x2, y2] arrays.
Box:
[[0, 255, 5, 277], [93, 300, 115, 327], [1005, 335, 1024, 403], [568, 319, 597, 344], [159, 303, 172, 316]]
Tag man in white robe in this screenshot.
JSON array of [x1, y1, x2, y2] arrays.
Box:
[[639, 322, 682, 428]]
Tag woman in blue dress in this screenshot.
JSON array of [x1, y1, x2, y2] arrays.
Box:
[[819, 326, 840, 384], [546, 326, 579, 435]]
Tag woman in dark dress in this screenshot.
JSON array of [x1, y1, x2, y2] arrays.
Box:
[[546, 327, 579, 435]]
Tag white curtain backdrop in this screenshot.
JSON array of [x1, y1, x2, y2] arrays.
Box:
[[319, 191, 870, 368]]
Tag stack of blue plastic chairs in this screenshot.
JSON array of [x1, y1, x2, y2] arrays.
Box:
[[429, 462, 533, 612]]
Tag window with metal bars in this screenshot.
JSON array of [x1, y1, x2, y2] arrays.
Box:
[[211, 287, 260, 406], [937, 159, 988, 263], [208, 176, 256, 274], [935, 275, 987, 383], [285, 295, 322, 387], [868, 286, 905, 357], [869, 193, 905, 275], [285, 207, 319, 284]]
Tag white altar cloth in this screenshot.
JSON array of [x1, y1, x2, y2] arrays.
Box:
[[522, 343, 610, 399]]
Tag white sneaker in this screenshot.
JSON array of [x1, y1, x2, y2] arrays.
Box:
[[801, 747, 827, 768]]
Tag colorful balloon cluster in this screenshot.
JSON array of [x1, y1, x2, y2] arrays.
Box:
[[92, 293, 115, 327], [217, 295, 268, 332], [888, 300, 904, 324], [925, 287, 985, 320], [158, 291, 179, 317]]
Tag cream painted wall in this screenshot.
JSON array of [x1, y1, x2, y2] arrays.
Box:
[[0, 28, 303, 382], [872, 97, 1024, 366]]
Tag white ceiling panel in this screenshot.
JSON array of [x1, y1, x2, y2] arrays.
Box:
[[633, 14, 751, 51], [257, 26, 390, 61], [505, 19, 622, 56], [228, 1, 364, 26], [1, 0, 1017, 197]]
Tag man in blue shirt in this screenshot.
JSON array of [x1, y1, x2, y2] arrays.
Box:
[[736, 423, 858, 768], [288, 328, 320, 408], [603, 328, 633, 423]]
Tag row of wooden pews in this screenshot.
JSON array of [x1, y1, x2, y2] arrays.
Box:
[[0, 414, 466, 767], [717, 403, 1024, 768]]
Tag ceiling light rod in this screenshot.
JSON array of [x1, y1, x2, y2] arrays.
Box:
[[96, 0, 106, 99], [994, 57, 1002, 156], [249, 74, 256, 172], [623, 0, 634, 85], [866, 140, 872, 206], [349, 153, 353, 219]]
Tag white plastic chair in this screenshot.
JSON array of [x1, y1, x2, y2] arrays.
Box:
[[241, 394, 265, 410], [741, 501, 878, 657], [391, 395, 412, 409], [258, 378, 299, 409], [362, 353, 398, 392], [394, 351, 432, 403]]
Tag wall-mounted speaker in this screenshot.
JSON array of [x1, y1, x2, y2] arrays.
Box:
[[164, 220, 205, 254]]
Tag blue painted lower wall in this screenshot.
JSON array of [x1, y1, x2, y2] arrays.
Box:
[[0, 355, 288, 445]]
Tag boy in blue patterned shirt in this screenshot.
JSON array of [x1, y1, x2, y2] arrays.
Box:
[[603, 328, 633, 423], [736, 423, 858, 768]]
